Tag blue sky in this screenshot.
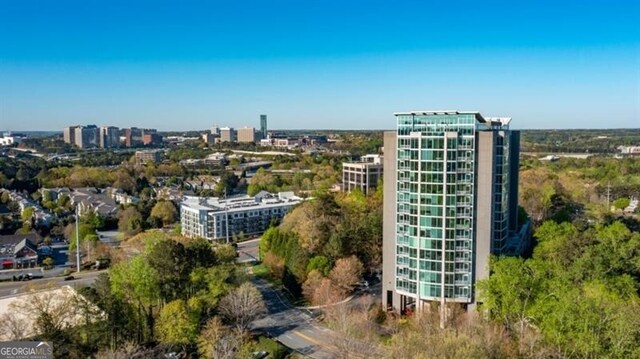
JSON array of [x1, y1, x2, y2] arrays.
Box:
[[1, 0, 638, 131]]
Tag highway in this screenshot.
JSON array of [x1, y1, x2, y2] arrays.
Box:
[[0, 270, 104, 298]]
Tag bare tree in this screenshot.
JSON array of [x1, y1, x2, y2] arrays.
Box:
[[0, 312, 29, 340], [5, 284, 101, 342], [218, 282, 266, 331], [325, 297, 383, 359], [198, 316, 244, 359]]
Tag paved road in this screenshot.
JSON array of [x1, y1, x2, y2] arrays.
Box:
[[251, 278, 339, 359], [237, 238, 260, 263], [0, 270, 105, 298]]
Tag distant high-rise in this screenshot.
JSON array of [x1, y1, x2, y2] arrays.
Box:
[[99, 126, 120, 148], [260, 114, 267, 139], [220, 127, 236, 143], [237, 127, 257, 143], [123, 128, 158, 147], [382, 111, 527, 317], [73, 125, 100, 149], [63, 126, 79, 145]]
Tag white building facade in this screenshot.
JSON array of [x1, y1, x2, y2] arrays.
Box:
[[181, 192, 302, 241]]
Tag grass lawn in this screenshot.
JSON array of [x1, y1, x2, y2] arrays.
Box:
[[252, 263, 270, 278]]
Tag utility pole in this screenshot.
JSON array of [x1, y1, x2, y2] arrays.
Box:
[[607, 181, 611, 212], [75, 205, 80, 273]]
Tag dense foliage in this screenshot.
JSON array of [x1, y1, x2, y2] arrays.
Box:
[[259, 188, 381, 301]]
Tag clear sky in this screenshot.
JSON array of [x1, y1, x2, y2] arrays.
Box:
[[1, 0, 638, 131]]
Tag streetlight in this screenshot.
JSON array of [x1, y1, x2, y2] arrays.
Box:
[[75, 205, 80, 273], [224, 187, 230, 244]]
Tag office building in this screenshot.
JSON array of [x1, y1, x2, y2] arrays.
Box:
[[342, 154, 383, 195], [73, 125, 100, 149], [135, 149, 162, 164], [260, 114, 267, 139], [63, 126, 79, 145], [202, 133, 215, 145], [237, 127, 257, 143], [220, 127, 236, 143], [123, 128, 158, 147], [99, 126, 120, 148], [124, 128, 143, 147], [142, 132, 163, 146], [382, 111, 526, 316], [181, 192, 302, 241]]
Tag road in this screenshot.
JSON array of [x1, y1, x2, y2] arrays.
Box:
[[237, 237, 260, 263], [251, 278, 339, 359], [0, 270, 105, 298]]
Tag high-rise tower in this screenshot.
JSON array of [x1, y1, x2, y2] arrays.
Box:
[[382, 111, 526, 317], [260, 114, 267, 139]]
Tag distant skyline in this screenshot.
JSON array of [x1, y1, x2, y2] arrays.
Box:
[[1, 0, 638, 131]]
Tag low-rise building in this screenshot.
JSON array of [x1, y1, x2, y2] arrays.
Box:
[[619, 146, 640, 155], [181, 191, 302, 241], [342, 154, 383, 195], [0, 189, 53, 226], [0, 233, 42, 269], [0, 132, 26, 146]]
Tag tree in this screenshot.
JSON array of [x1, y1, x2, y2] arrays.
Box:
[[118, 207, 143, 236], [198, 316, 242, 359], [303, 270, 342, 306], [215, 244, 237, 264], [42, 257, 54, 270], [218, 282, 266, 331], [110, 256, 160, 343], [146, 238, 191, 301], [329, 256, 364, 295], [21, 207, 35, 223], [68, 223, 98, 251], [156, 299, 198, 348], [477, 256, 544, 336], [307, 255, 331, 276], [612, 197, 631, 210], [0, 191, 9, 204], [150, 200, 177, 227], [186, 236, 217, 268]]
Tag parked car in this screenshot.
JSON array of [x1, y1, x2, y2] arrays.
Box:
[[251, 351, 268, 359]]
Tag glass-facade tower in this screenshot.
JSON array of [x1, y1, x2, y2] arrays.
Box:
[[383, 111, 521, 311]]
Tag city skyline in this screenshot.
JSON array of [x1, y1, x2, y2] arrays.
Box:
[[1, 0, 638, 131]]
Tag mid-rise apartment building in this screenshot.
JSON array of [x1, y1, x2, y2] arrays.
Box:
[[181, 192, 302, 241], [342, 154, 383, 195], [135, 149, 163, 164], [382, 111, 528, 316]]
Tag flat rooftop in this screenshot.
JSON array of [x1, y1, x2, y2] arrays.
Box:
[[182, 191, 302, 213]]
